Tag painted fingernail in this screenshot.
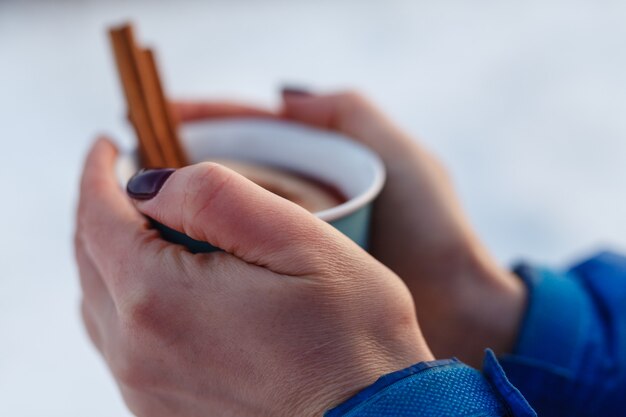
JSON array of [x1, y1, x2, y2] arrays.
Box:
[[281, 86, 313, 97], [127, 168, 176, 200]]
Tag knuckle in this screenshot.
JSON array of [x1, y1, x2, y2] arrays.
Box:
[[118, 275, 176, 338], [182, 163, 232, 237], [332, 91, 374, 126], [122, 392, 161, 417], [113, 315, 166, 392], [340, 89, 363, 102], [119, 288, 162, 333], [113, 351, 154, 391], [122, 386, 181, 417], [337, 90, 367, 108]]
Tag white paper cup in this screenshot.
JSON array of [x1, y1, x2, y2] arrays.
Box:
[[117, 118, 385, 252]]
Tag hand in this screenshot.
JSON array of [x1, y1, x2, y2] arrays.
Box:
[[171, 91, 527, 367], [75, 138, 433, 417], [281, 91, 527, 366]]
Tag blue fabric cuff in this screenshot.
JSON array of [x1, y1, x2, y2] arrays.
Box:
[[325, 350, 535, 417], [500, 253, 626, 416], [502, 264, 590, 374]]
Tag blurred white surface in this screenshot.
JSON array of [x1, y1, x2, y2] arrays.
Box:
[[2, 0, 626, 415]]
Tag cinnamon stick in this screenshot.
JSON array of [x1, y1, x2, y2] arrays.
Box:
[[109, 25, 164, 168], [109, 23, 186, 168], [138, 48, 187, 167]]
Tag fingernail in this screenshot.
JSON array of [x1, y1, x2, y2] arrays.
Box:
[[281, 86, 313, 97], [127, 168, 176, 200]]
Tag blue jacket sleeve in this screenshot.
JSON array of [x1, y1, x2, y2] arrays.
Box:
[[325, 350, 535, 417], [500, 251, 626, 416]]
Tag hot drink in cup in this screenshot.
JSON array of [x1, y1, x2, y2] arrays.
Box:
[[211, 159, 347, 213], [117, 118, 385, 253]]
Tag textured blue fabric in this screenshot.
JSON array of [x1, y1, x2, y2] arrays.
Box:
[[482, 350, 536, 417], [325, 351, 536, 417], [501, 251, 626, 416]]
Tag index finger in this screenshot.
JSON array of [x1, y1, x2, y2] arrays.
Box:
[[171, 100, 278, 122], [77, 137, 156, 303]]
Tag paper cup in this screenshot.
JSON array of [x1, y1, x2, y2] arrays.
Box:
[[117, 118, 385, 253]]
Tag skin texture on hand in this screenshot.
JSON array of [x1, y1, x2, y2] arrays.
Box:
[[280, 91, 528, 367], [75, 139, 433, 417], [168, 91, 527, 367]]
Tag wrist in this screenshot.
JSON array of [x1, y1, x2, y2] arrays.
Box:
[[299, 330, 434, 416], [430, 242, 527, 366]]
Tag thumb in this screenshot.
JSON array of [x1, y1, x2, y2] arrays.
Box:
[[126, 163, 343, 275]]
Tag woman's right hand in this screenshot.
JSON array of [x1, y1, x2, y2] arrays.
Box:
[[174, 91, 527, 367], [76, 138, 433, 417]]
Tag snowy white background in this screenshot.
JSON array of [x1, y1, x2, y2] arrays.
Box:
[[2, 1, 626, 415]]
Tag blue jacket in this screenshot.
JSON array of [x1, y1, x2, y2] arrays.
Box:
[[325, 252, 626, 416]]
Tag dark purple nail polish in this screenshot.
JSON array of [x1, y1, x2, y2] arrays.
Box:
[[281, 86, 313, 97], [127, 168, 176, 200]]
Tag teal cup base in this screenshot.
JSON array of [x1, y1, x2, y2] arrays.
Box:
[[150, 203, 373, 254]]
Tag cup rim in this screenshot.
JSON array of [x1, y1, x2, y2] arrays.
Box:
[[314, 150, 385, 222], [118, 118, 386, 222]]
